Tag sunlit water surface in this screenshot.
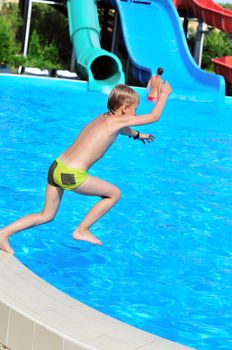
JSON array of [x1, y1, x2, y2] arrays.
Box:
[[0, 76, 232, 350]]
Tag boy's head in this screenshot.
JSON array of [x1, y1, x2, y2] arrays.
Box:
[[107, 84, 140, 115], [157, 67, 164, 76]]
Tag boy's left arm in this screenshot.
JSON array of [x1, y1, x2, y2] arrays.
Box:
[[119, 127, 154, 144]]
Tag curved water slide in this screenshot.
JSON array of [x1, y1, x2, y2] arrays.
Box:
[[67, 0, 125, 91], [175, 0, 232, 34], [114, 0, 225, 102]]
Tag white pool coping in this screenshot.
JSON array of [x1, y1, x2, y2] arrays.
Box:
[[0, 251, 194, 350]]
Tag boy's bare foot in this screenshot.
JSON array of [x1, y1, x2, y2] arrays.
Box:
[[0, 234, 14, 254], [72, 229, 102, 246]]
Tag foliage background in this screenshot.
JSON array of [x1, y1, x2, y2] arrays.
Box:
[[0, 1, 231, 94]]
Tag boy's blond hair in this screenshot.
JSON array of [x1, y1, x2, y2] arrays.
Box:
[[107, 84, 139, 114]]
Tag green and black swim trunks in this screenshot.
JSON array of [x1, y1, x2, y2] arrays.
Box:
[[47, 158, 89, 190]]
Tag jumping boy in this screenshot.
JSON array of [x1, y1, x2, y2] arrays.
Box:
[[0, 82, 172, 254], [147, 67, 164, 101]]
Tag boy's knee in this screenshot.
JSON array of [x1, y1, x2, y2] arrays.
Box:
[[101, 187, 121, 202], [113, 188, 121, 202], [40, 212, 55, 223]]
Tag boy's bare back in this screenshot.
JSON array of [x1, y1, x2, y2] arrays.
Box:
[[60, 114, 119, 170]]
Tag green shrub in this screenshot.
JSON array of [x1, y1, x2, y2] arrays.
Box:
[[28, 31, 42, 58], [219, 3, 232, 10], [0, 19, 16, 64], [26, 30, 61, 69], [31, 3, 71, 67], [202, 30, 232, 70], [0, 3, 65, 70], [0, 3, 24, 68]]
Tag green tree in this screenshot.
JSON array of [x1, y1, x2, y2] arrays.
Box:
[[0, 3, 25, 69], [28, 31, 41, 58], [1, 2, 22, 35], [202, 30, 232, 70], [42, 41, 60, 65], [31, 3, 71, 67], [219, 3, 232, 10], [0, 2, 66, 70], [26, 30, 61, 69], [0, 19, 15, 64]]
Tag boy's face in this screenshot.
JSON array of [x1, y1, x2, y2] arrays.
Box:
[[124, 102, 139, 116]]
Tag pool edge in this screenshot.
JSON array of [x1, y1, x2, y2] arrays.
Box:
[[0, 252, 194, 350]]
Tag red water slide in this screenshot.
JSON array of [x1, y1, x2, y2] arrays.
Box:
[[212, 56, 232, 84], [175, 0, 232, 33], [174, 0, 232, 84]]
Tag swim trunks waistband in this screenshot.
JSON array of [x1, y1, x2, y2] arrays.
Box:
[[47, 158, 89, 190]]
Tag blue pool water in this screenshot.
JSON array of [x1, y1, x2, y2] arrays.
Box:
[[0, 75, 232, 350]]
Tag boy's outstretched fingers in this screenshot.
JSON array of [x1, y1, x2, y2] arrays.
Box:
[[149, 134, 155, 141], [145, 134, 155, 143], [140, 133, 155, 144]]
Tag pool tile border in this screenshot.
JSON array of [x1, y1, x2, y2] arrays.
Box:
[[0, 252, 194, 350]]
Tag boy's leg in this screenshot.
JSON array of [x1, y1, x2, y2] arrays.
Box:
[[0, 184, 64, 254], [72, 176, 121, 245]]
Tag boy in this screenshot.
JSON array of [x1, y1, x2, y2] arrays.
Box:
[[147, 67, 164, 101], [0, 82, 172, 254]]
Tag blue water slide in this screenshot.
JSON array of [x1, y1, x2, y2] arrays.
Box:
[[114, 0, 225, 102], [67, 0, 125, 91]]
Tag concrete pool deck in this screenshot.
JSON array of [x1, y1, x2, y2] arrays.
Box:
[[0, 251, 194, 350]]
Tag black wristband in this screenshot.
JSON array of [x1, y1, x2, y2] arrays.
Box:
[[133, 131, 140, 140], [129, 130, 140, 140]]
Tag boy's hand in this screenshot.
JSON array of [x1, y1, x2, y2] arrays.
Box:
[[139, 133, 155, 144], [161, 81, 172, 95]]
